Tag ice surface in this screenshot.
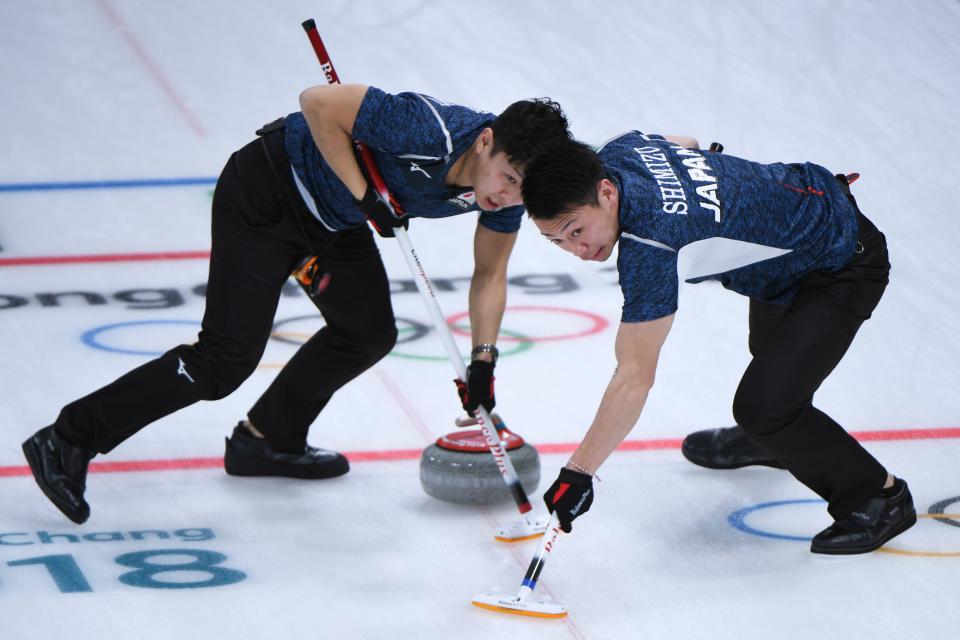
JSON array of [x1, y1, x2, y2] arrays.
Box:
[[1, 1, 958, 639]]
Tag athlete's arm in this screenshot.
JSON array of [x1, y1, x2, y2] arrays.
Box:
[[566, 314, 675, 474], [468, 225, 519, 357], [664, 135, 700, 149], [299, 84, 370, 200]]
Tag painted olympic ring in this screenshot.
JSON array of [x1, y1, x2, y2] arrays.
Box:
[[728, 499, 820, 541], [269, 315, 534, 361], [927, 496, 960, 529], [445, 305, 609, 343], [81, 319, 201, 356], [729, 498, 960, 558], [388, 325, 533, 362], [270, 314, 431, 347], [80, 315, 537, 363]]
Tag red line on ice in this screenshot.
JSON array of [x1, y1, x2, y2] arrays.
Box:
[[375, 370, 436, 443], [0, 250, 211, 267], [1, 427, 958, 479], [95, 0, 207, 137]]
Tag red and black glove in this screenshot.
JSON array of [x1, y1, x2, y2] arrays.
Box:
[[544, 468, 594, 533], [454, 360, 496, 415], [355, 184, 407, 238]]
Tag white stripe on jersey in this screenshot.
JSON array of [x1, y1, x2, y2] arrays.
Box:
[[290, 164, 337, 232], [621, 231, 676, 252], [597, 130, 642, 153], [621, 233, 793, 281], [415, 94, 453, 158], [398, 154, 442, 160]]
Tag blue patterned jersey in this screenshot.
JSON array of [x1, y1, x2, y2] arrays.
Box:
[[604, 131, 859, 322], [283, 86, 524, 233]]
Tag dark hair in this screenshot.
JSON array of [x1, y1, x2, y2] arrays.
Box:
[[489, 98, 570, 169], [522, 139, 605, 220]]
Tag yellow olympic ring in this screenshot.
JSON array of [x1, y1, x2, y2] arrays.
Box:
[[876, 513, 960, 558]]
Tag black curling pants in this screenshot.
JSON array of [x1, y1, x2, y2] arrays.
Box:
[[733, 195, 891, 520], [55, 125, 398, 454]]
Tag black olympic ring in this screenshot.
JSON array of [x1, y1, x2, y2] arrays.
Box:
[[270, 314, 432, 347], [928, 496, 960, 529]]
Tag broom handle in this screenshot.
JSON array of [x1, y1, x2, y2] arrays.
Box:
[[301, 19, 535, 516]]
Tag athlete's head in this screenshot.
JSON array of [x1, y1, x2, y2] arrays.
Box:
[[491, 98, 570, 168], [522, 139, 620, 262], [467, 98, 570, 211]]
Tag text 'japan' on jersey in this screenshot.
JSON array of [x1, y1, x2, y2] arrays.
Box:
[[603, 131, 859, 322]]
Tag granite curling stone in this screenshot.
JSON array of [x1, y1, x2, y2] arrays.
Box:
[[419, 415, 540, 505]]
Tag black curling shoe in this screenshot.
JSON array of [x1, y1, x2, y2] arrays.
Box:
[[811, 478, 917, 555], [22, 426, 95, 524], [681, 425, 785, 470], [224, 423, 349, 479]]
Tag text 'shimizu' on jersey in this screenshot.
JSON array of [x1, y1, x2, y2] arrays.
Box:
[[602, 131, 859, 322]]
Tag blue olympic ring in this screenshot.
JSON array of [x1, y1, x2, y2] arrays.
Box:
[[81, 320, 201, 356], [727, 499, 825, 541]]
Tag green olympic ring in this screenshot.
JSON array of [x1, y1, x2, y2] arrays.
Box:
[[388, 324, 534, 362]]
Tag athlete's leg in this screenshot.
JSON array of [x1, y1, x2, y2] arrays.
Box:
[[679, 299, 790, 469], [733, 210, 892, 518], [747, 299, 788, 356], [733, 294, 887, 515], [52, 141, 306, 454], [23, 137, 321, 521], [247, 224, 397, 453]]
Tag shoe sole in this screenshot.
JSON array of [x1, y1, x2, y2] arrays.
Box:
[[21, 438, 89, 524], [224, 441, 349, 480], [681, 445, 786, 470], [810, 511, 918, 555], [224, 459, 349, 479]]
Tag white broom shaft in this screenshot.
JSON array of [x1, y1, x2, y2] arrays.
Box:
[[302, 19, 533, 512], [394, 228, 468, 380], [515, 511, 562, 601], [393, 229, 530, 499]]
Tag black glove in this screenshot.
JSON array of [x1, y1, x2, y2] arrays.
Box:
[[355, 184, 408, 238], [543, 468, 594, 533], [454, 360, 496, 415]]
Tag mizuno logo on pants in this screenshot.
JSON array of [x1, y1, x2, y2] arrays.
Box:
[[177, 357, 195, 383]]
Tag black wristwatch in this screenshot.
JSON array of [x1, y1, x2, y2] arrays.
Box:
[[470, 343, 499, 363]]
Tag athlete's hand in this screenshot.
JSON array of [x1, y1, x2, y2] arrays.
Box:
[[454, 360, 496, 415], [543, 468, 594, 533], [356, 184, 407, 238]]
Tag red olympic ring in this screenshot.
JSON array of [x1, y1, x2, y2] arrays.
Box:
[[445, 305, 610, 343]]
